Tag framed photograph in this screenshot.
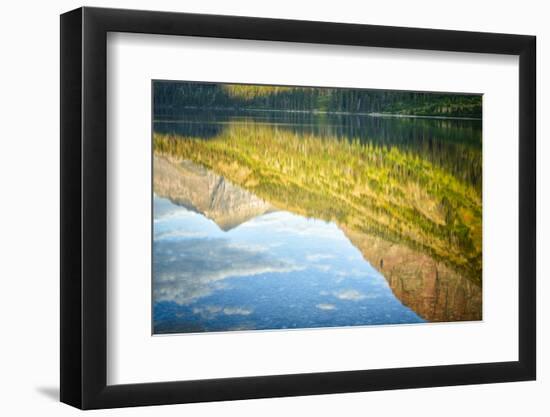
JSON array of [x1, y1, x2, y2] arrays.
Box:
[[60, 6, 536, 409]]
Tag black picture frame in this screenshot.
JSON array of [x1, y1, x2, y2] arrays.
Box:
[[60, 6, 536, 410]]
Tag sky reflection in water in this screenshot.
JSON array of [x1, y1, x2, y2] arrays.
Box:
[[153, 196, 424, 334]]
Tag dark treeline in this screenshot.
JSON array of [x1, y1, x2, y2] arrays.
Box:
[[154, 81, 482, 119]]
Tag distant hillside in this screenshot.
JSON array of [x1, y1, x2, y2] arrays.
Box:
[[154, 81, 482, 119]]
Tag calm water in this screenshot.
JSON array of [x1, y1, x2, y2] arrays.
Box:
[[153, 110, 482, 334], [153, 196, 424, 333]]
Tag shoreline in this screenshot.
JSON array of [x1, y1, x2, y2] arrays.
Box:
[[154, 106, 482, 121]]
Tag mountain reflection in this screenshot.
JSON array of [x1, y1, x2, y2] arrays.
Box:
[[153, 111, 482, 333], [153, 155, 481, 333]]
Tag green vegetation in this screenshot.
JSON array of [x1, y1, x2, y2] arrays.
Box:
[[154, 122, 482, 285], [154, 82, 482, 118], [223, 84, 294, 99], [375, 94, 481, 118]]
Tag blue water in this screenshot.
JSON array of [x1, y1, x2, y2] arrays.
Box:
[[153, 196, 424, 334]]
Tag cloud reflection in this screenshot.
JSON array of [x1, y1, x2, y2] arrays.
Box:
[[152, 195, 425, 333], [334, 289, 367, 301], [154, 237, 301, 305], [316, 303, 337, 311], [192, 305, 253, 317]]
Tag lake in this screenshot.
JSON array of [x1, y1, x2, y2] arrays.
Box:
[[152, 110, 482, 334]]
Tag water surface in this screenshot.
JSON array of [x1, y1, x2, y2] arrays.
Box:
[[154, 195, 424, 334], [153, 110, 482, 334]]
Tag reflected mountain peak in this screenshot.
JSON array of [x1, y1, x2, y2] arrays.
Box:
[[154, 156, 275, 231]]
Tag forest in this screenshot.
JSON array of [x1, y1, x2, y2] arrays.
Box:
[[153, 81, 482, 119]]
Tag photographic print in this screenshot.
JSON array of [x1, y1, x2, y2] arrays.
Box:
[[152, 81, 482, 335]]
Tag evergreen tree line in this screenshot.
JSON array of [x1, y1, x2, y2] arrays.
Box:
[[154, 82, 482, 118]]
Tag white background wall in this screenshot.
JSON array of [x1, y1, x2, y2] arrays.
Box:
[[0, 0, 546, 415]]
